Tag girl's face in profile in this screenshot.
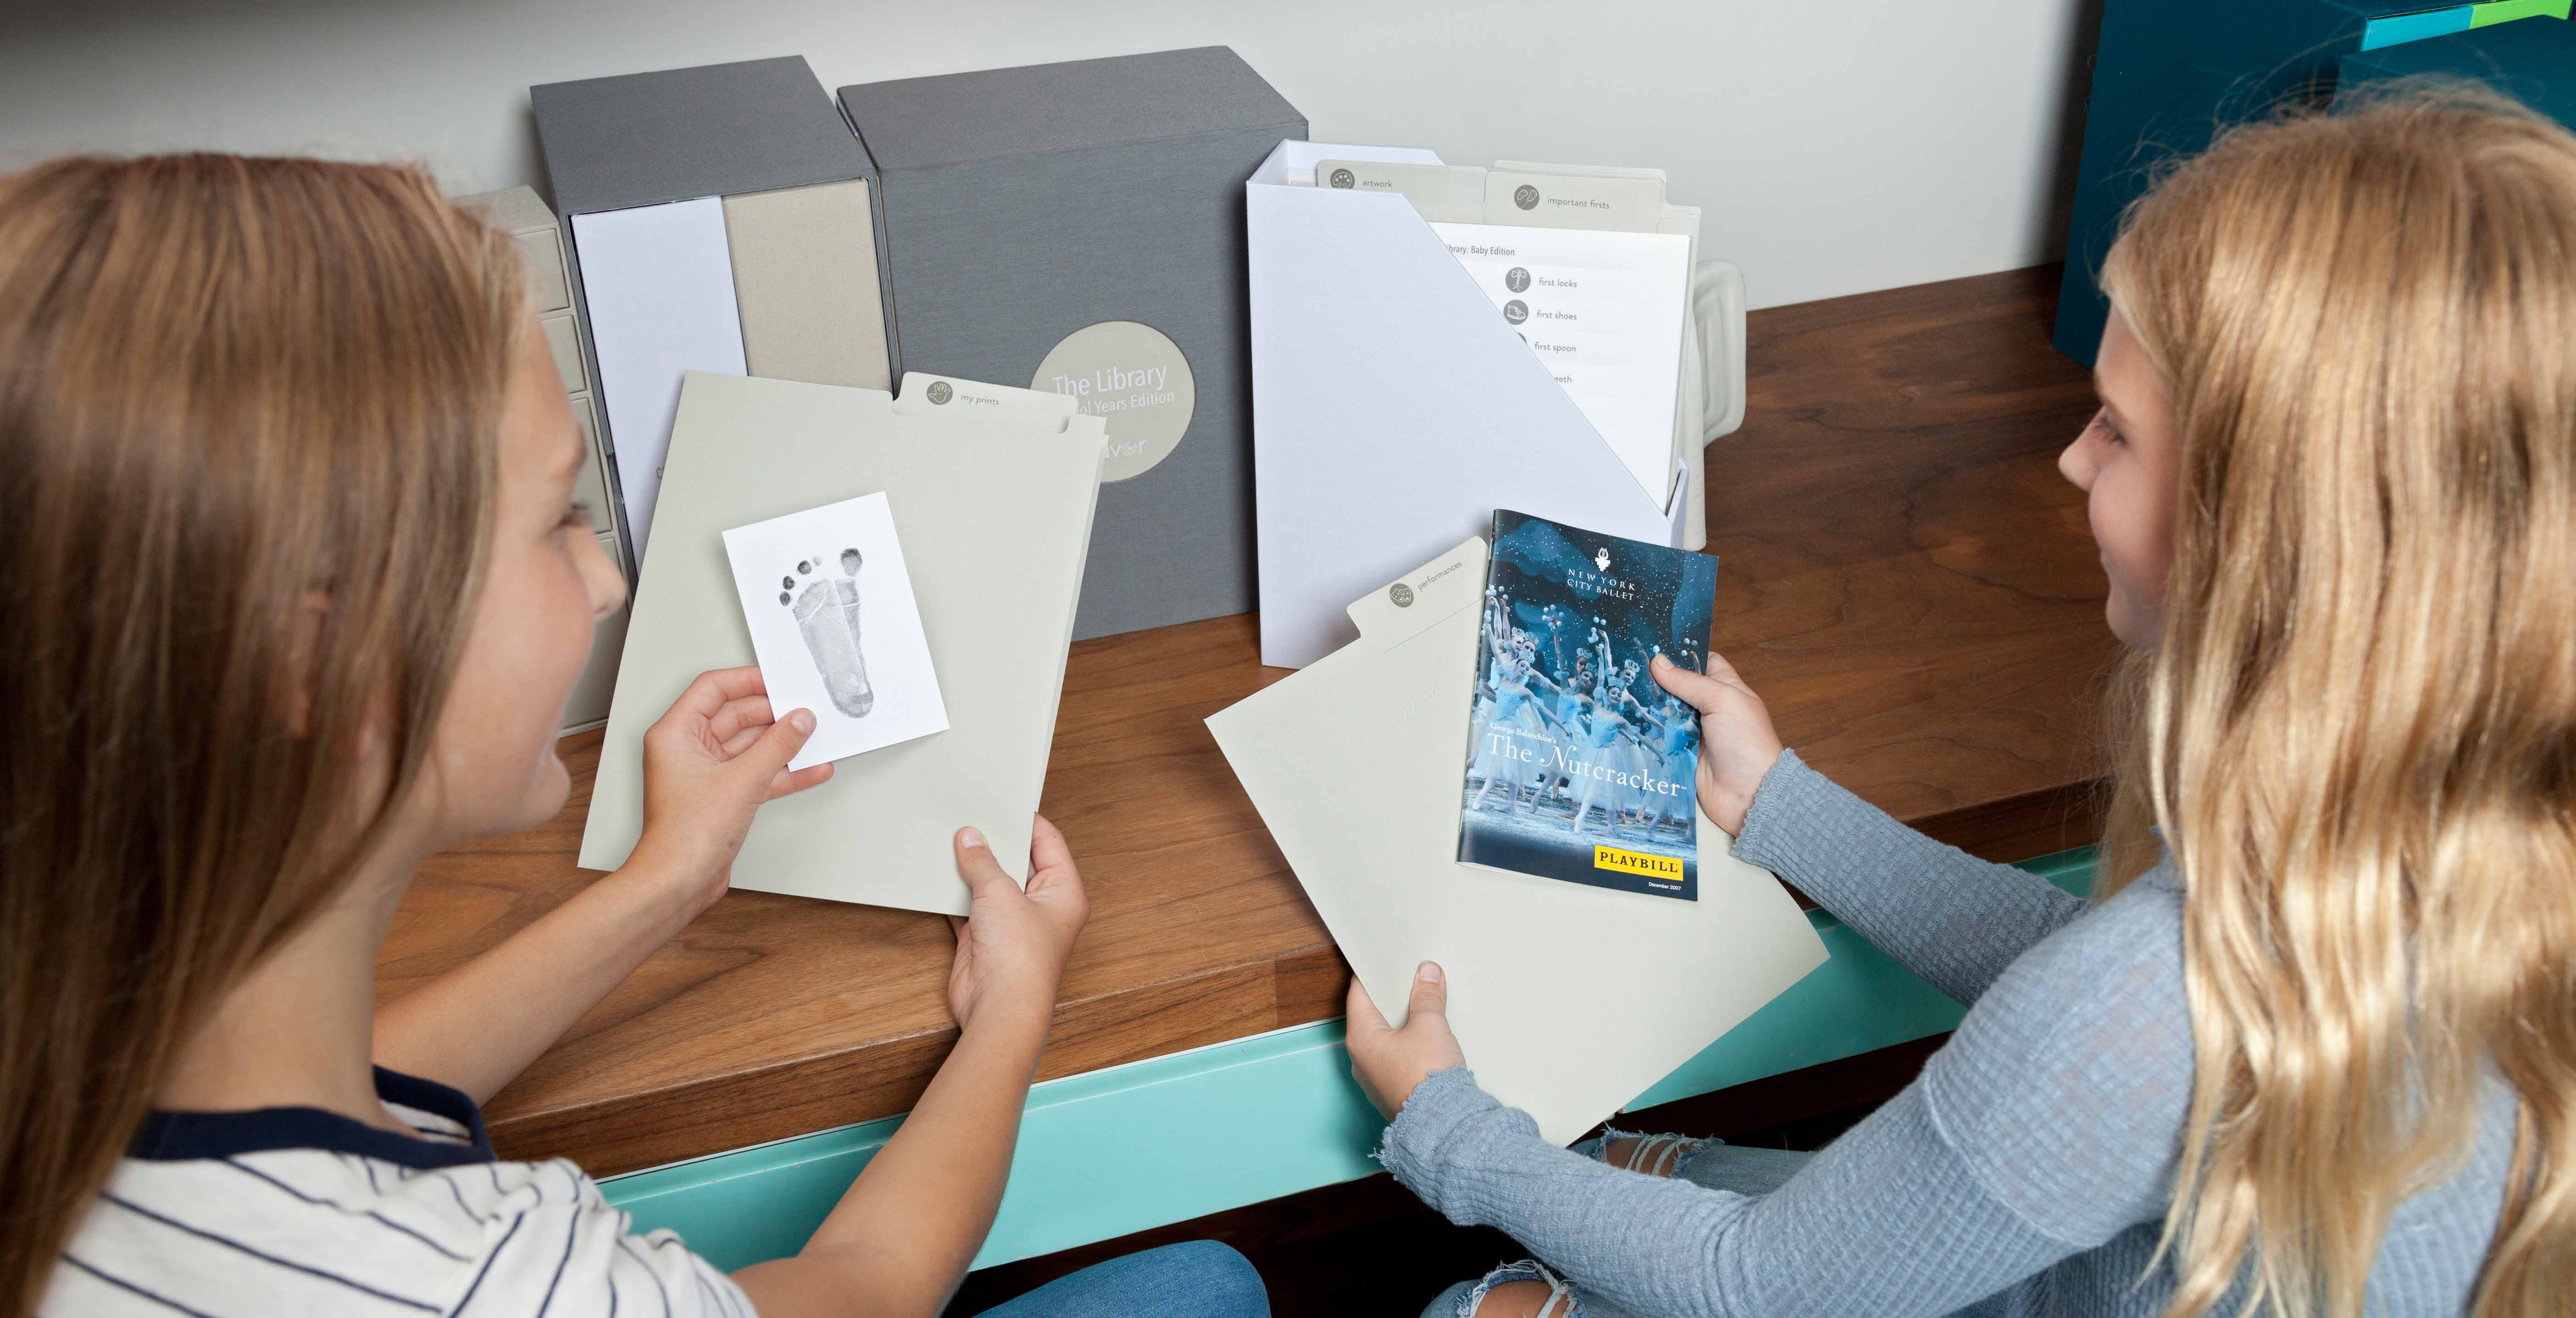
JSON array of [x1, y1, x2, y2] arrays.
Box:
[[2059, 310, 2182, 650], [417, 316, 629, 842]]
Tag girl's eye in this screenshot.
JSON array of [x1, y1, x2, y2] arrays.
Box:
[[2089, 409, 2125, 447], [560, 501, 592, 530]]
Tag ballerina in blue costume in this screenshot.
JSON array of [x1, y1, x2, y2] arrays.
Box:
[[1565, 630, 1648, 838], [1466, 596, 1572, 814], [1510, 648, 1594, 819], [1629, 688, 1699, 840], [1530, 650, 1596, 818], [1466, 588, 1521, 763]]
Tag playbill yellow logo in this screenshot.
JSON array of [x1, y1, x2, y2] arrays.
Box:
[[1593, 845, 1683, 881]]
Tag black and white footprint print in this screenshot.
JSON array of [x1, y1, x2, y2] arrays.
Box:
[[782, 547, 872, 718]]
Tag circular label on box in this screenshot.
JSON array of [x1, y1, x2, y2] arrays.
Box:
[[1030, 321, 1197, 483]]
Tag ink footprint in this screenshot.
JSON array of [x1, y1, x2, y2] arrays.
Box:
[[777, 547, 872, 718]]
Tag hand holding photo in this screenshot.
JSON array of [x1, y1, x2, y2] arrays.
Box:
[[723, 492, 947, 770]]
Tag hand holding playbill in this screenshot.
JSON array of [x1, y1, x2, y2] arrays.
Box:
[[1456, 510, 1719, 900], [722, 492, 948, 771]]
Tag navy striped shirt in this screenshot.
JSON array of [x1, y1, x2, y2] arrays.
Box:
[[44, 1068, 751, 1318]]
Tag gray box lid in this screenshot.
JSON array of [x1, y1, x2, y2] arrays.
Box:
[[534, 55, 874, 216], [839, 46, 1302, 168]]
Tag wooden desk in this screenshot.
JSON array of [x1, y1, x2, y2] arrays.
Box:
[[378, 264, 2112, 1178]]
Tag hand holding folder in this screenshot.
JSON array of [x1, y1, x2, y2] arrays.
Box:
[[579, 372, 1106, 915], [1207, 538, 1826, 1143]]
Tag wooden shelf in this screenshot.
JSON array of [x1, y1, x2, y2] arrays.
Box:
[[377, 263, 2114, 1176]]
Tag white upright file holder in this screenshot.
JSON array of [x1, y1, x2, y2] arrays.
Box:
[[1678, 259, 1749, 546], [1248, 141, 1693, 670]]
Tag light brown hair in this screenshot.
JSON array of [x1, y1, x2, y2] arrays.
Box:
[[0, 155, 523, 1315], [2096, 88, 2576, 1318]]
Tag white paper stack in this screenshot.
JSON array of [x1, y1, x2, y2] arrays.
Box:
[[577, 371, 1106, 916], [1207, 538, 1827, 1145]]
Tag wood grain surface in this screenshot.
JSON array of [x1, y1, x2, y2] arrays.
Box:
[[378, 264, 2114, 1175]]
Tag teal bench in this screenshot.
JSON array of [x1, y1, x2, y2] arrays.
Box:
[[606, 847, 2097, 1271]]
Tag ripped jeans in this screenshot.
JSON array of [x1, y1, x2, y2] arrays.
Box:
[[1416, 1132, 1813, 1318]]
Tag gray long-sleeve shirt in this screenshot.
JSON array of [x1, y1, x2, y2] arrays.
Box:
[[1380, 750, 2518, 1317]]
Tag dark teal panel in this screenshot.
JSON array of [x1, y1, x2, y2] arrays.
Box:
[[2054, 1, 2417, 365]]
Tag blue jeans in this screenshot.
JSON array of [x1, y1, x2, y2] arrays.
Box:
[[1420, 1138, 1811, 1318], [974, 1241, 1268, 1318]]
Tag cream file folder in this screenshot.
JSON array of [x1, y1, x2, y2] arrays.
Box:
[[1207, 537, 1827, 1144], [722, 179, 894, 392], [578, 371, 1106, 915]]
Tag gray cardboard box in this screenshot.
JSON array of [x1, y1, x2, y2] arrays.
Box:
[[532, 55, 901, 579], [839, 47, 1305, 639]]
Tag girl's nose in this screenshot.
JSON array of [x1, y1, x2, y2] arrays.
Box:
[[2059, 434, 2098, 492]]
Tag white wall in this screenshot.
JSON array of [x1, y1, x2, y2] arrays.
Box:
[[0, 0, 2097, 310]]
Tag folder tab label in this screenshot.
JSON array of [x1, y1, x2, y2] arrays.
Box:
[[1031, 320, 1199, 482]]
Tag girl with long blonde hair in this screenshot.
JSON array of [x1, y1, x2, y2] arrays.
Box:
[[0, 155, 1266, 1318], [1349, 88, 2575, 1318]]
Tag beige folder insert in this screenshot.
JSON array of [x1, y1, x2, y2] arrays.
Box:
[[1207, 537, 1827, 1144], [579, 371, 1105, 915], [723, 179, 893, 390]]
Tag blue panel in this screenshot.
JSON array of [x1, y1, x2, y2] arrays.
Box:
[[606, 847, 2098, 1272], [2361, 7, 2476, 49], [2342, 10, 2576, 125]]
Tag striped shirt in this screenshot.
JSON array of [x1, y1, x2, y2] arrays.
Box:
[[43, 1067, 752, 1318]]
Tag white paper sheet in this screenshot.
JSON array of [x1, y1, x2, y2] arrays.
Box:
[[570, 199, 748, 561], [723, 493, 948, 771], [1208, 537, 1827, 1144], [1429, 222, 1691, 505]]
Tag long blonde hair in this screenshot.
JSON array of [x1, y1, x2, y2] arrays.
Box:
[[0, 156, 523, 1316], [2095, 89, 2576, 1318]]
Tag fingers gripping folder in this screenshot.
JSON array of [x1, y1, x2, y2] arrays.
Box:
[[1246, 141, 1745, 671]]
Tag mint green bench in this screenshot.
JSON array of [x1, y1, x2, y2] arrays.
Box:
[[605, 847, 2096, 1271]]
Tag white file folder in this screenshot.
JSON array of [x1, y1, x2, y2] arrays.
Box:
[[578, 371, 1106, 916], [1207, 538, 1828, 1144], [1249, 142, 1695, 670]]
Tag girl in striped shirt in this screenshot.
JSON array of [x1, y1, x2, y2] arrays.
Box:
[[0, 154, 1266, 1318]]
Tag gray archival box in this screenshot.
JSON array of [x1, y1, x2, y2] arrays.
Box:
[[840, 47, 1307, 640], [531, 54, 903, 578], [534, 55, 875, 216]]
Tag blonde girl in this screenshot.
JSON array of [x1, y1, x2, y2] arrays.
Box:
[[1348, 89, 2574, 1318], [0, 155, 1264, 1318]]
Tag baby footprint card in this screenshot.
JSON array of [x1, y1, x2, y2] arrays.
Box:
[[722, 492, 948, 770]]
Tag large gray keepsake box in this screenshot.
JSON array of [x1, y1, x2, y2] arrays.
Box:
[[839, 47, 1305, 640]]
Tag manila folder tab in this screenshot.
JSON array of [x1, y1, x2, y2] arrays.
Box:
[[578, 371, 1109, 917], [1207, 538, 1828, 1146]]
